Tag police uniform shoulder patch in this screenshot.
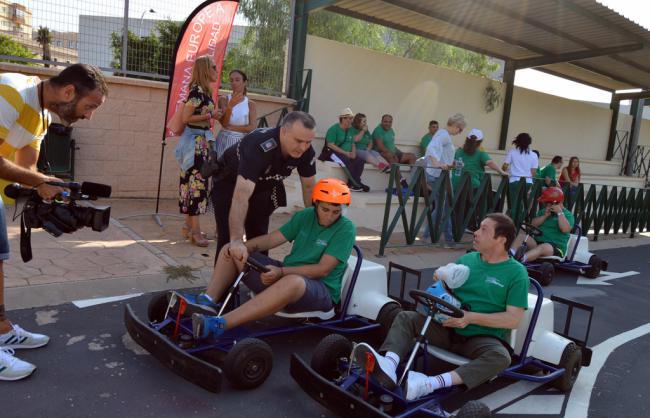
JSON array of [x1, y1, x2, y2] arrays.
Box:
[[260, 138, 278, 152]]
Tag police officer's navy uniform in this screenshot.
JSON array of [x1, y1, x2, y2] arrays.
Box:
[[211, 127, 316, 259]]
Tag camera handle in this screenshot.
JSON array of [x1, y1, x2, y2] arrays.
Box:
[[19, 213, 33, 262]]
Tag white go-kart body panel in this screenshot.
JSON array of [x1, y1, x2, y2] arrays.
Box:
[[540, 232, 594, 264]]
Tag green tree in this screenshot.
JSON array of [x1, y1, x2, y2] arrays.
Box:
[[0, 34, 36, 65], [36, 26, 52, 67]]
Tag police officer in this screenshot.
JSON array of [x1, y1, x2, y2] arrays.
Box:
[[212, 111, 317, 262]]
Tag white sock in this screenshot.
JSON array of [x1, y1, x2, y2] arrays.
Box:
[[384, 351, 400, 374], [425, 372, 453, 392], [202, 293, 214, 302]]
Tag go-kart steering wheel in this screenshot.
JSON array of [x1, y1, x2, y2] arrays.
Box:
[[245, 256, 271, 273], [521, 222, 542, 238], [409, 289, 464, 319]]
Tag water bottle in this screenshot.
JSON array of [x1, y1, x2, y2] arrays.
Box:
[[454, 158, 464, 177]]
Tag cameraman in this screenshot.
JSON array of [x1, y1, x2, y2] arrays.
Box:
[[0, 64, 107, 381]]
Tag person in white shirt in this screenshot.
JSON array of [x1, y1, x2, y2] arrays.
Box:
[[502, 133, 538, 212]]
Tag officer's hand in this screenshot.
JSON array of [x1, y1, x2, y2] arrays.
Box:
[[228, 241, 248, 263], [260, 265, 282, 285], [36, 176, 66, 200], [442, 311, 470, 329]]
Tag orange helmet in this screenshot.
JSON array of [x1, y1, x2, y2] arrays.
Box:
[[538, 187, 564, 204], [312, 178, 351, 205]]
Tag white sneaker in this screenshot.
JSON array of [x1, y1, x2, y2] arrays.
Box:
[[0, 348, 36, 381], [351, 342, 397, 389], [0, 324, 49, 349], [405, 371, 433, 401]]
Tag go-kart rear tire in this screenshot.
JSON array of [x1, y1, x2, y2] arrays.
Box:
[[455, 400, 491, 418], [584, 255, 602, 279], [224, 338, 273, 390], [310, 334, 352, 379], [147, 292, 169, 322], [538, 262, 554, 287], [552, 342, 582, 392], [377, 302, 402, 340]]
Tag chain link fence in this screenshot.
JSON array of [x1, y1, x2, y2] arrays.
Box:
[[0, 0, 290, 94]]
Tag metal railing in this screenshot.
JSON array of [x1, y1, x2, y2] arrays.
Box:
[[256, 69, 312, 128], [378, 165, 650, 256]]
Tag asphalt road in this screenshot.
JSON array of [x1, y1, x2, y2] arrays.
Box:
[[2, 245, 649, 418]]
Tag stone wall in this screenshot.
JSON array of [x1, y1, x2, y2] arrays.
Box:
[[0, 63, 295, 198]]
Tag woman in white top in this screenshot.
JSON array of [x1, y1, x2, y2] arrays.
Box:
[[502, 132, 538, 209], [215, 69, 257, 157]]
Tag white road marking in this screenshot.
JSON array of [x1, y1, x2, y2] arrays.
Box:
[[72, 293, 142, 308], [499, 394, 565, 415], [576, 271, 639, 286], [564, 323, 650, 418], [475, 380, 545, 411]]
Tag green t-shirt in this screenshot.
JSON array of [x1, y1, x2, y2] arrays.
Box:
[[420, 133, 432, 156], [325, 123, 354, 152], [279, 207, 356, 304], [453, 252, 529, 341], [540, 164, 557, 183], [372, 125, 396, 153], [535, 208, 575, 256], [349, 126, 373, 150], [451, 148, 492, 190]]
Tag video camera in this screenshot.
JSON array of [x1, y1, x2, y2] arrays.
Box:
[[5, 181, 112, 262]]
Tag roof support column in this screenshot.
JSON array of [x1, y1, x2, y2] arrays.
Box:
[[288, 0, 308, 102], [605, 97, 620, 161], [498, 61, 515, 150], [625, 98, 645, 176]]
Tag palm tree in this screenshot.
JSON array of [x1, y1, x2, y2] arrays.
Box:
[[36, 26, 51, 67]]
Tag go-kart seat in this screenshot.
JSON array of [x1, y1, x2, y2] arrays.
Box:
[[426, 293, 542, 366]]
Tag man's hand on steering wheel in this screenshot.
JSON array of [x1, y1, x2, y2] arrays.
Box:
[[443, 311, 471, 329], [260, 265, 282, 285]]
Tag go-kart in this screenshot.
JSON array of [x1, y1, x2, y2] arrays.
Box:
[[290, 268, 594, 418], [124, 245, 402, 393], [516, 223, 607, 286]]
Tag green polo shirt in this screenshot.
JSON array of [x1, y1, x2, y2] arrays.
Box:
[[540, 164, 557, 184], [349, 126, 373, 150], [451, 148, 492, 190], [372, 125, 396, 153], [279, 207, 356, 304], [453, 252, 529, 341], [420, 133, 433, 156], [325, 123, 354, 152], [535, 208, 575, 256]]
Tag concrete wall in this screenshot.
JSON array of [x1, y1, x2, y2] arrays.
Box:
[[304, 35, 650, 161], [0, 62, 294, 198]]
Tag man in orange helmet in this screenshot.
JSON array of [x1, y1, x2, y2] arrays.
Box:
[[513, 187, 574, 263], [186, 178, 356, 339]]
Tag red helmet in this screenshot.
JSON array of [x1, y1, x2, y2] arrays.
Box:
[[538, 187, 564, 204], [312, 178, 351, 205]]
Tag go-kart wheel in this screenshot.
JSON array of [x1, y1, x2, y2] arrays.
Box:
[[310, 334, 352, 380], [552, 342, 582, 392], [376, 302, 402, 340], [147, 292, 170, 323], [584, 255, 602, 279], [521, 222, 543, 238], [538, 262, 554, 287], [224, 338, 273, 389], [455, 400, 491, 418], [409, 289, 464, 318]]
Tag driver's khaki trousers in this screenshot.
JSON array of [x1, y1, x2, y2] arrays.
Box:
[[380, 311, 511, 389]]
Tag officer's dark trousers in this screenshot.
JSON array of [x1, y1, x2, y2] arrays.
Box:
[[212, 179, 274, 263], [332, 151, 365, 186]]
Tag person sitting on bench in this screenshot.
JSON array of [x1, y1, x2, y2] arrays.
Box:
[[184, 178, 356, 339], [352, 213, 528, 400]]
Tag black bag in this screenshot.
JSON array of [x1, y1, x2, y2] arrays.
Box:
[[200, 149, 222, 178], [318, 141, 333, 162]]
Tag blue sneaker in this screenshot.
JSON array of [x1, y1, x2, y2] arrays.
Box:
[[168, 291, 221, 316], [192, 314, 226, 340]]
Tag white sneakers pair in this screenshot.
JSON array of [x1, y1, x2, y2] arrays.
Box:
[[0, 324, 49, 381], [351, 342, 433, 401]]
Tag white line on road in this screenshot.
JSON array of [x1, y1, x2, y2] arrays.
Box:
[[564, 323, 650, 418], [576, 271, 639, 286], [72, 293, 143, 308]]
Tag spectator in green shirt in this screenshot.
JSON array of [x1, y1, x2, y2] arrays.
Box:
[[189, 178, 357, 340], [350, 113, 390, 172], [539, 156, 563, 187], [351, 213, 528, 400], [419, 120, 439, 156], [320, 108, 368, 192], [372, 114, 416, 166]]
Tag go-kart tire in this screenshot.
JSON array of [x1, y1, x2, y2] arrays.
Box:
[[147, 292, 169, 323], [552, 342, 582, 392], [310, 334, 352, 380], [584, 255, 602, 279], [224, 338, 273, 390], [455, 400, 491, 418], [377, 302, 402, 340], [537, 262, 554, 287]]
